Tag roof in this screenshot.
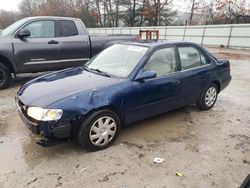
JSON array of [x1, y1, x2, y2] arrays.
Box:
[[24, 16, 77, 21], [124, 40, 199, 48]]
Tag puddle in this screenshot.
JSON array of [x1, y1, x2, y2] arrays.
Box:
[[119, 108, 189, 143], [117, 106, 201, 153], [0, 113, 82, 172]]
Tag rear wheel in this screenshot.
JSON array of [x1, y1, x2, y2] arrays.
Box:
[[197, 83, 218, 110], [77, 110, 121, 150], [0, 63, 11, 90]]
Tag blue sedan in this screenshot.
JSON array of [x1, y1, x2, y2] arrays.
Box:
[[16, 41, 231, 150]]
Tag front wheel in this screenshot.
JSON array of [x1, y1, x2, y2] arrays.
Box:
[[77, 110, 121, 150], [0, 63, 11, 90], [197, 83, 218, 110]]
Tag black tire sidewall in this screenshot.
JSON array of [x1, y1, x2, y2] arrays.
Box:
[[0, 63, 11, 90], [198, 83, 218, 110], [77, 110, 121, 150]]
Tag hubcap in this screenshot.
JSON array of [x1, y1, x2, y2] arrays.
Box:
[[0, 70, 6, 87], [205, 87, 217, 107], [89, 116, 117, 146]]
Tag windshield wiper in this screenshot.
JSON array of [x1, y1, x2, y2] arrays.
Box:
[[83, 65, 111, 77], [91, 68, 111, 77], [89, 68, 111, 77], [83, 64, 90, 71]]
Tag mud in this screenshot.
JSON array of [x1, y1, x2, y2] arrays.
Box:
[[0, 48, 249, 188]]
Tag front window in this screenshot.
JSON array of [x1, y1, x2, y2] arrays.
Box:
[[23, 20, 55, 38], [144, 47, 177, 77], [85, 44, 149, 77]]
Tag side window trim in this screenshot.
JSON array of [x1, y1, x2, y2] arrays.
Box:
[[180, 62, 211, 72]]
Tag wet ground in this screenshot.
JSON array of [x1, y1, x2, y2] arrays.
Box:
[[0, 47, 249, 188]]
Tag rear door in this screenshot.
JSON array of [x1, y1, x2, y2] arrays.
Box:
[[54, 19, 90, 68], [177, 45, 212, 105], [13, 19, 61, 72]]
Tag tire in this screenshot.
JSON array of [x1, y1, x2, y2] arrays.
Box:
[[0, 63, 11, 90], [77, 110, 121, 150], [197, 83, 218, 110]]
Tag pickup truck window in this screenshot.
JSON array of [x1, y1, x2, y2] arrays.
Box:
[[144, 47, 176, 77], [57, 20, 78, 37], [86, 44, 149, 78], [24, 20, 55, 38]]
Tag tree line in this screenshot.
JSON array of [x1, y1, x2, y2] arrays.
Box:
[[0, 0, 249, 29]]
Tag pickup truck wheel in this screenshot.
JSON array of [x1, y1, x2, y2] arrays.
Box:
[[0, 63, 11, 90], [77, 110, 121, 150], [197, 83, 218, 110]]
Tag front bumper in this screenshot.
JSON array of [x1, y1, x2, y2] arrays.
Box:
[[16, 97, 41, 135], [16, 97, 72, 144]]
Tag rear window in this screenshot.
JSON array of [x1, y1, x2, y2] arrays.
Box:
[[57, 20, 78, 37], [179, 46, 210, 70], [179, 47, 201, 70]]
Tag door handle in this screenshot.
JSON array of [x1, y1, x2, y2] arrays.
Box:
[[48, 40, 59, 44], [171, 80, 181, 85]]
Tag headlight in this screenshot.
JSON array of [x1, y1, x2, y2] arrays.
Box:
[[27, 107, 63, 121]]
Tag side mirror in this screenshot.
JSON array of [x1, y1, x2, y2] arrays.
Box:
[[17, 28, 30, 38], [135, 70, 156, 82]]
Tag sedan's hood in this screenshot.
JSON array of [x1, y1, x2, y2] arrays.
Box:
[[18, 67, 120, 107]]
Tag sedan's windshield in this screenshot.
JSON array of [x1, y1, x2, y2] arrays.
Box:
[[1, 18, 28, 36], [85, 44, 149, 77]]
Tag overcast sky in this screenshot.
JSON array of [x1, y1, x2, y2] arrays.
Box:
[[0, 0, 23, 11], [0, 0, 249, 12]]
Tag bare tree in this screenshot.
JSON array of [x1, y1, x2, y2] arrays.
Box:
[[0, 10, 21, 29], [186, 0, 204, 25], [19, 0, 46, 16], [93, 0, 103, 26], [214, 0, 248, 24]]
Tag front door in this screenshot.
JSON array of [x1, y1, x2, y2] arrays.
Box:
[[124, 46, 182, 123], [13, 20, 61, 72]]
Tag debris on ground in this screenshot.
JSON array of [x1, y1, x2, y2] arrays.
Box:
[[27, 178, 38, 185], [153, 157, 164, 164], [80, 165, 90, 172], [176, 172, 183, 177]]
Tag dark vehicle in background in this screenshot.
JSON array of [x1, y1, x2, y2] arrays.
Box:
[[16, 41, 231, 150], [0, 16, 139, 89]]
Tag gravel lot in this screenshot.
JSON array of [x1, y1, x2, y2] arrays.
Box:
[[0, 47, 249, 188]]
